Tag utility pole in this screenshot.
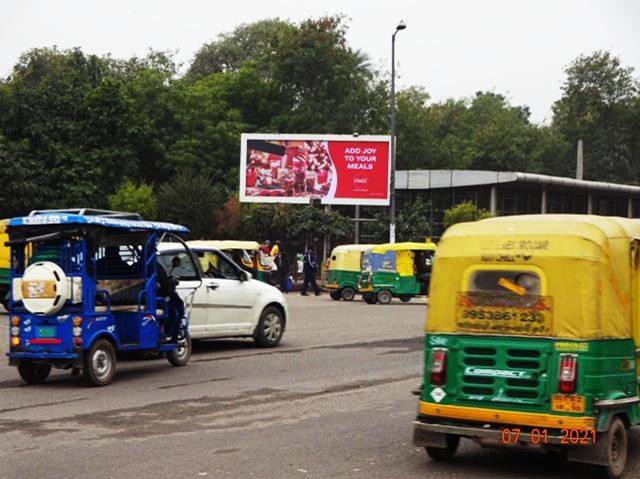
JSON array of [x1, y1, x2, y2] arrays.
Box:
[[576, 139, 584, 180], [389, 20, 406, 244]]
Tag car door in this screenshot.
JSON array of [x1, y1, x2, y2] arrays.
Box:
[[198, 249, 257, 335], [158, 249, 207, 337]]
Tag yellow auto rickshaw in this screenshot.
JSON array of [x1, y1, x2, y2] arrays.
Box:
[[187, 240, 273, 283], [413, 215, 640, 478], [325, 244, 376, 301]]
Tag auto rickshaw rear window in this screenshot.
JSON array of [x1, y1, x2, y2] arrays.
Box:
[[467, 269, 541, 296]]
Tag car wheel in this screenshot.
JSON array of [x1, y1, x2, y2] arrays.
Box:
[[84, 339, 116, 387], [330, 290, 342, 301], [426, 435, 460, 461], [399, 295, 412, 303], [255, 306, 285, 348], [363, 293, 376, 304], [341, 287, 356, 301], [18, 361, 51, 385], [600, 417, 628, 479], [167, 335, 192, 367], [377, 290, 392, 304]]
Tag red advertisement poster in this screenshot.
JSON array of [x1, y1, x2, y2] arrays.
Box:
[[240, 134, 391, 205]]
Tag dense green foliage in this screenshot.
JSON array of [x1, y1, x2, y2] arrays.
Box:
[[443, 201, 492, 229], [0, 17, 638, 241]]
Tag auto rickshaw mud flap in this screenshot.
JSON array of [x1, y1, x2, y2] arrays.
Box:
[[412, 425, 448, 448]]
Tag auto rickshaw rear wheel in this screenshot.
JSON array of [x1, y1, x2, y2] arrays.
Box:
[[600, 417, 628, 479], [341, 287, 356, 301], [399, 295, 412, 303], [18, 361, 51, 385], [167, 335, 192, 367], [376, 290, 392, 304], [363, 293, 376, 304], [330, 290, 342, 301], [425, 434, 460, 461], [84, 339, 116, 387]]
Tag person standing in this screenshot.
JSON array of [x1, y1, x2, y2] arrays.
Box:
[[301, 248, 320, 296]]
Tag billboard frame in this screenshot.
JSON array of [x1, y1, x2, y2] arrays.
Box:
[[240, 133, 392, 206]]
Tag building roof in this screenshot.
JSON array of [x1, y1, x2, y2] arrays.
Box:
[[396, 170, 640, 195]]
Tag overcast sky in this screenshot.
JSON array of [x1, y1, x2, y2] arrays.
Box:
[[2, 0, 639, 123]]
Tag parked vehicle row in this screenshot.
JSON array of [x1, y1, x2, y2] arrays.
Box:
[[5, 209, 288, 387]]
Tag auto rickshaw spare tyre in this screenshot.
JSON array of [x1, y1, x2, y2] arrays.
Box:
[[341, 287, 356, 301], [377, 290, 392, 305], [254, 306, 285, 347], [84, 339, 116, 387], [20, 261, 69, 316], [363, 293, 376, 304], [600, 417, 628, 479], [167, 335, 192, 367], [18, 361, 52, 384], [399, 295, 412, 303], [426, 434, 460, 461], [329, 290, 342, 301]]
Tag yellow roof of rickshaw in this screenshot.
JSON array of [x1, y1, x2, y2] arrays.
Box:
[[331, 244, 377, 255], [0, 218, 8, 235], [187, 240, 260, 251], [370, 241, 437, 254]]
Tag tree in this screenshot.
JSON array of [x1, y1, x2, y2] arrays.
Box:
[[157, 170, 227, 238], [108, 180, 157, 219], [396, 197, 433, 242], [443, 201, 491, 230], [552, 51, 640, 182]]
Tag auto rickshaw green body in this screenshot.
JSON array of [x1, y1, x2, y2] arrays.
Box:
[[413, 215, 640, 478], [325, 244, 376, 301], [358, 241, 436, 304]]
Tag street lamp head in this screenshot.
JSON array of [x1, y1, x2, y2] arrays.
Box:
[[396, 20, 406, 31]]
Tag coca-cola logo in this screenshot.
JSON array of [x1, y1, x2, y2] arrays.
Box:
[[353, 176, 368, 185]]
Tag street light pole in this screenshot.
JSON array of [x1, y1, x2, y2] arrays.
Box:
[[389, 20, 405, 244]]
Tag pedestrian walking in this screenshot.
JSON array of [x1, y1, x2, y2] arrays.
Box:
[[301, 248, 320, 296]]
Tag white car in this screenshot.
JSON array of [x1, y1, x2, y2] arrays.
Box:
[[158, 243, 288, 347]]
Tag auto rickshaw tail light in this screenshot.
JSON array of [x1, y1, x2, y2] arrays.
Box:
[[430, 348, 448, 386], [11, 336, 20, 347], [558, 354, 578, 394]]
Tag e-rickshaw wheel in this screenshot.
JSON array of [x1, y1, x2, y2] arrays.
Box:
[[167, 335, 192, 367], [425, 435, 460, 461], [84, 339, 116, 387], [363, 293, 376, 304], [399, 295, 412, 303], [600, 417, 628, 479], [330, 290, 342, 301], [17, 361, 51, 385], [341, 287, 356, 301], [376, 290, 392, 305]]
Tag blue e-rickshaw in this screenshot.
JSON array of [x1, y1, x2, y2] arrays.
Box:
[[6, 211, 195, 386]]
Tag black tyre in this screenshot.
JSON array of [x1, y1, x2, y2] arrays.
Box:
[[330, 290, 342, 301], [600, 417, 628, 479], [17, 361, 51, 385], [376, 289, 392, 304], [426, 435, 460, 461], [83, 339, 116, 387], [399, 295, 412, 303], [341, 287, 356, 301], [167, 335, 192, 367], [363, 293, 376, 304], [254, 306, 285, 347]]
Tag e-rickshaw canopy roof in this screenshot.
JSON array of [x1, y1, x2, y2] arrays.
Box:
[[187, 240, 260, 251], [8, 214, 188, 233], [428, 214, 640, 344], [370, 241, 437, 254]]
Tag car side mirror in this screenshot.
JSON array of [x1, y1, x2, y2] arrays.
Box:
[[240, 271, 251, 282]]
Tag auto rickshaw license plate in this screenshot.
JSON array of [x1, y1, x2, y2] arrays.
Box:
[[36, 326, 56, 338], [551, 394, 586, 413], [456, 293, 553, 336]]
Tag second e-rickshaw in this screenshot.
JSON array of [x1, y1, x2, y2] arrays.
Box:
[[325, 244, 376, 301], [358, 241, 437, 304], [413, 215, 640, 479]]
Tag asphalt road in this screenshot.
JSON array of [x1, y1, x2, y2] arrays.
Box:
[[0, 295, 638, 479]]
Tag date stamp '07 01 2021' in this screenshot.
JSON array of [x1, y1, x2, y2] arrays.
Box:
[[501, 428, 596, 446]]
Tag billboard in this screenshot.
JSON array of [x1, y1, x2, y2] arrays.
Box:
[[240, 134, 391, 205]]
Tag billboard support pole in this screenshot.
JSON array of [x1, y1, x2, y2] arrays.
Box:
[[354, 205, 360, 244], [389, 21, 406, 244]]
